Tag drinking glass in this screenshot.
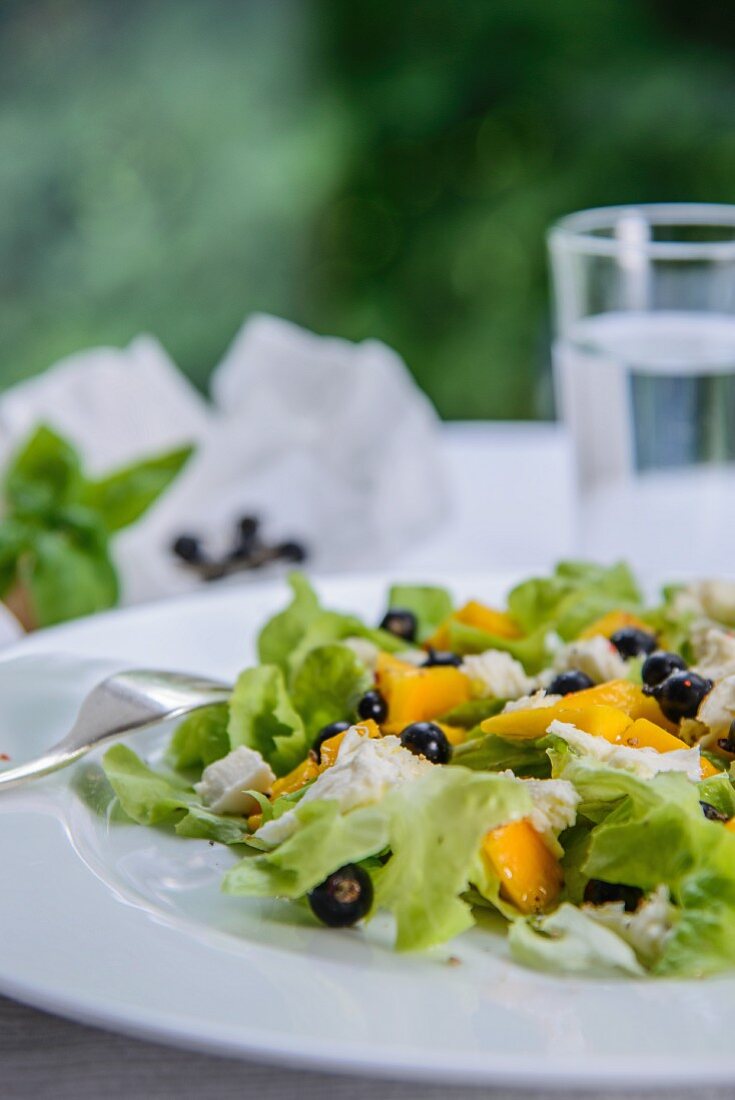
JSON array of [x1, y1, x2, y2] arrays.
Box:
[[548, 204, 735, 574]]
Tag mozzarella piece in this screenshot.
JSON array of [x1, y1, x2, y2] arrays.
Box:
[[300, 727, 431, 810], [691, 625, 735, 682], [696, 580, 735, 626], [255, 726, 432, 847], [394, 648, 428, 667], [548, 720, 703, 781], [503, 690, 562, 713], [550, 635, 628, 684], [253, 809, 299, 847], [195, 746, 275, 815], [522, 778, 580, 847], [341, 636, 381, 671], [696, 674, 735, 739], [671, 579, 735, 626], [461, 650, 535, 700]]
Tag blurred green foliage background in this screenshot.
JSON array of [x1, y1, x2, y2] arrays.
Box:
[[3, 0, 735, 418]]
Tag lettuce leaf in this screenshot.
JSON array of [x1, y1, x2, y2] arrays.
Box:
[[101, 744, 249, 844], [548, 747, 735, 976], [257, 573, 321, 671], [452, 731, 552, 777], [228, 665, 307, 777], [698, 772, 735, 819], [223, 800, 389, 899], [386, 584, 453, 642], [447, 621, 550, 673], [258, 572, 404, 676], [437, 698, 505, 730], [656, 875, 735, 977], [375, 768, 531, 951], [291, 644, 372, 740], [286, 610, 403, 677], [509, 903, 644, 977], [226, 766, 530, 951], [227, 645, 371, 775], [507, 560, 642, 641], [646, 584, 699, 659], [167, 703, 230, 773]]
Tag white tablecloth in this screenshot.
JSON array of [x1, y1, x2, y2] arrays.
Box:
[[5, 422, 704, 1100]]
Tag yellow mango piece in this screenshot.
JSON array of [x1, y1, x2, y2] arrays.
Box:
[[270, 757, 319, 799], [624, 717, 721, 778], [375, 651, 416, 685], [605, 717, 718, 778], [612, 717, 689, 753], [571, 680, 679, 734], [578, 610, 652, 640], [456, 600, 523, 638], [427, 600, 522, 650], [570, 679, 643, 710], [437, 722, 466, 747], [483, 819, 563, 913], [271, 721, 382, 799], [480, 702, 632, 741], [383, 666, 471, 731], [631, 694, 681, 735], [375, 652, 417, 704], [317, 720, 381, 769]]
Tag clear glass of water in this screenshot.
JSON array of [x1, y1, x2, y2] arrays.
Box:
[[548, 203, 735, 574]]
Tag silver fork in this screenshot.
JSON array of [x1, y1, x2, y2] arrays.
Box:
[[0, 669, 232, 791]]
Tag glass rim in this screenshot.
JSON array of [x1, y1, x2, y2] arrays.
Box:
[[548, 203, 735, 261]]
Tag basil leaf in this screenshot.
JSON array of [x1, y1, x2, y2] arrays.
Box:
[[81, 444, 194, 532], [0, 518, 32, 595], [21, 527, 119, 626], [5, 424, 84, 513]]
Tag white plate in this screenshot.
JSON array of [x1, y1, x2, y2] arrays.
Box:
[[0, 572, 732, 1091]]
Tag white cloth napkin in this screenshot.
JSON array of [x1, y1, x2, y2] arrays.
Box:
[[0, 315, 448, 609]]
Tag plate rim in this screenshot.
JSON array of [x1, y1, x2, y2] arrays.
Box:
[[2, 570, 734, 1089]]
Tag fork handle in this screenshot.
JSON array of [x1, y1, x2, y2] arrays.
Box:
[[0, 744, 87, 791]]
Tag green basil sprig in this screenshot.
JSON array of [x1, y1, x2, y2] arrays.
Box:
[[0, 424, 193, 627]]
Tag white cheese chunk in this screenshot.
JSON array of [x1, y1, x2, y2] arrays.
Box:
[[494, 772, 579, 854], [548, 720, 703, 781], [583, 885, 675, 967], [695, 674, 735, 739], [696, 580, 735, 627], [255, 725, 432, 847], [341, 636, 381, 671], [394, 647, 428, 667], [550, 635, 628, 685], [461, 650, 534, 700], [691, 625, 735, 682], [503, 690, 562, 713], [671, 579, 735, 627], [195, 746, 275, 815], [301, 726, 432, 811], [522, 778, 580, 847], [253, 809, 299, 847]]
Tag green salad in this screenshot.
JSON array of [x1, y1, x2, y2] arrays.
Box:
[[99, 561, 735, 978]]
